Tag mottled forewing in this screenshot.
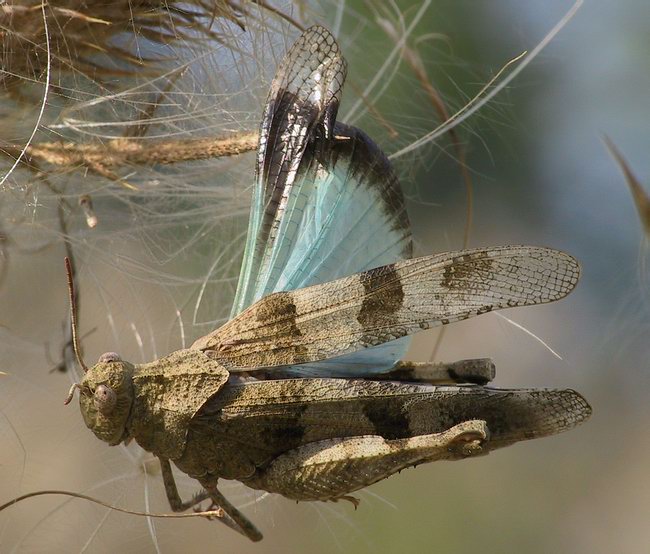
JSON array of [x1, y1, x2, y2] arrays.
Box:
[[193, 246, 580, 370], [195, 379, 591, 459], [232, 26, 347, 315]]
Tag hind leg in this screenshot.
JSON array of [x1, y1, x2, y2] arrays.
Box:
[[246, 420, 488, 503]]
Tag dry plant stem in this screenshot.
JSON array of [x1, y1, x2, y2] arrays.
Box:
[[0, 0, 307, 90], [379, 21, 474, 249], [54, 175, 85, 373], [56, 201, 81, 373], [250, 0, 305, 31], [603, 135, 650, 236], [0, 490, 222, 519], [0, 1, 249, 89], [5, 131, 259, 172], [411, 68, 473, 248], [390, 0, 584, 161], [64, 256, 88, 373]]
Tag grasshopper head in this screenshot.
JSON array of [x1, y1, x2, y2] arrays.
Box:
[[75, 352, 135, 446], [61, 260, 135, 445]]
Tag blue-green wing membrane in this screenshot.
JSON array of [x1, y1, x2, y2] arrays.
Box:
[[224, 26, 413, 376], [232, 25, 348, 315]]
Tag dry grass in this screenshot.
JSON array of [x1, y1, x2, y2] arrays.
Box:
[[2, 131, 259, 190], [604, 135, 650, 237], [0, 1, 248, 92]]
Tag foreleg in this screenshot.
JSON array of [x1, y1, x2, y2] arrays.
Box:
[[159, 458, 262, 541], [198, 478, 264, 542], [159, 458, 210, 511]]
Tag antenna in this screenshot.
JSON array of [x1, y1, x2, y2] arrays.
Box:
[[64, 257, 88, 373]]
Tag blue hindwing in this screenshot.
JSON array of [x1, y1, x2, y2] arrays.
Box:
[[230, 26, 413, 376]]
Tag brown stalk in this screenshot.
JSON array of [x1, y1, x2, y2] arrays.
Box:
[[0, 490, 222, 519], [2, 131, 259, 181], [604, 135, 650, 237], [0, 1, 248, 90]]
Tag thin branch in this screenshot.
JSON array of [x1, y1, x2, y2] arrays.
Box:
[[0, 490, 223, 520], [0, 1, 51, 188], [389, 0, 584, 159], [2, 132, 258, 179]]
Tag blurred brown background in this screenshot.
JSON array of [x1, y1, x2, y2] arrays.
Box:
[[1, 1, 648, 552]]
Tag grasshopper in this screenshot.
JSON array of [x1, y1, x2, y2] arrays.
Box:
[[58, 26, 590, 542]]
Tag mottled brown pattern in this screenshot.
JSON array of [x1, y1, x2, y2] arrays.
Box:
[[68, 26, 591, 544], [357, 263, 405, 333], [248, 421, 488, 502], [254, 292, 301, 328], [361, 397, 412, 440], [185, 378, 592, 501], [247, 292, 309, 365], [442, 251, 494, 290], [129, 350, 229, 459], [193, 246, 581, 370]]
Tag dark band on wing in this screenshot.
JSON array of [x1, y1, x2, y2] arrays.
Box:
[[252, 291, 308, 361], [361, 398, 412, 440], [325, 122, 412, 257], [204, 379, 591, 453], [357, 263, 406, 346], [196, 246, 580, 369]]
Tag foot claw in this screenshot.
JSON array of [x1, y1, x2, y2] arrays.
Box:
[[447, 420, 489, 457], [459, 439, 484, 457], [194, 501, 224, 520], [338, 495, 360, 509]]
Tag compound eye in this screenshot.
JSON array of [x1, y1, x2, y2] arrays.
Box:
[[94, 384, 117, 415], [98, 352, 121, 363]]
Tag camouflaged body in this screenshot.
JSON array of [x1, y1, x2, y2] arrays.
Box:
[[79, 350, 228, 459], [174, 377, 590, 490], [79, 348, 590, 499]]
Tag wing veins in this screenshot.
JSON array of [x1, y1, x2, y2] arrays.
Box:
[[194, 246, 579, 370]]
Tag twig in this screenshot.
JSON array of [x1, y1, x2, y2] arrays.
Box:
[[0, 490, 223, 520], [4, 132, 258, 171]]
